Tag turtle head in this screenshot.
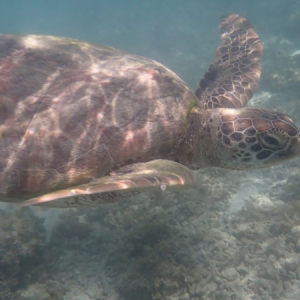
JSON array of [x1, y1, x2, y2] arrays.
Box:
[[203, 108, 300, 170], [181, 107, 300, 170]]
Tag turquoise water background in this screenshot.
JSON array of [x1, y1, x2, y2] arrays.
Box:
[[0, 0, 297, 89]]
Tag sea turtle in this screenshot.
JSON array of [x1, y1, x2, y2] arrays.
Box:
[[0, 14, 299, 207]]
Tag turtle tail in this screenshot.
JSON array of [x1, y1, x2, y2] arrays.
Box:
[[195, 14, 263, 109]]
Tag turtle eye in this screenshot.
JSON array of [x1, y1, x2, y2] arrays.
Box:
[[262, 135, 280, 146], [260, 133, 284, 150]]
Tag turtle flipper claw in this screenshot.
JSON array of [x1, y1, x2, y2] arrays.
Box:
[[19, 160, 194, 207]]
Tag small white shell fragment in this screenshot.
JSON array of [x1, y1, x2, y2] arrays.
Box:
[[160, 184, 167, 191], [70, 190, 76, 196]]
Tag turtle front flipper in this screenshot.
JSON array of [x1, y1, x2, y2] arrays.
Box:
[[18, 160, 195, 208], [196, 14, 263, 109]]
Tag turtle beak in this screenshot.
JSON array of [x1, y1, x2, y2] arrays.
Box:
[[289, 134, 300, 157], [257, 113, 300, 166], [274, 133, 300, 162]]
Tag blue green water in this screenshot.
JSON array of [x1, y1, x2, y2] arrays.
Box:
[[1, 1, 300, 299], [0, 0, 296, 88]]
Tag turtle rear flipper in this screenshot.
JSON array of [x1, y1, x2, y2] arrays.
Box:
[[19, 160, 195, 207], [196, 14, 263, 109]]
